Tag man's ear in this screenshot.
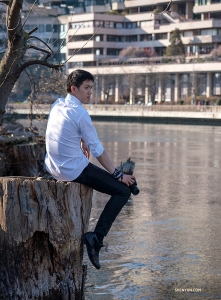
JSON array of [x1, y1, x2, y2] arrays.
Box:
[[70, 85, 77, 94]]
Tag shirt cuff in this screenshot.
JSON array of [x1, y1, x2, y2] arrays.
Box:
[[91, 143, 104, 158]]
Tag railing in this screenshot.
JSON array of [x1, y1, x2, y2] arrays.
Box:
[[7, 103, 221, 115]]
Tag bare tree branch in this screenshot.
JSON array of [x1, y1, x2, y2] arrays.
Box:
[[28, 36, 53, 53], [47, 29, 54, 44], [57, 23, 83, 53], [28, 45, 51, 55], [43, 53, 52, 62], [28, 26, 38, 35], [55, 13, 76, 53], [18, 0, 37, 35], [17, 60, 61, 75], [62, 25, 102, 65], [153, 0, 172, 15]]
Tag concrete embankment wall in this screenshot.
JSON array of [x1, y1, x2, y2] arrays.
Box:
[[6, 104, 221, 126]]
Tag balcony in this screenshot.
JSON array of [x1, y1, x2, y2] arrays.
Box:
[[182, 35, 221, 45], [193, 3, 221, 13], [124, 0, 186, 8], [112, 1, 125, 10]]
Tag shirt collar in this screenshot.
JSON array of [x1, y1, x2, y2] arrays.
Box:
[[65, 93, 82, 107]]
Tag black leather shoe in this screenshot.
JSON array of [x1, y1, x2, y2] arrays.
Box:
[[82, 232, 103, 270]]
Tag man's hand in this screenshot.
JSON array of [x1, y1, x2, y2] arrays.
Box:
[[119, 174, 136, 187], [81, 138, 90, 159]]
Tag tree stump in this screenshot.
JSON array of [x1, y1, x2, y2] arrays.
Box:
[[0, 176, 93, 300], [12, 138, 46, 177]]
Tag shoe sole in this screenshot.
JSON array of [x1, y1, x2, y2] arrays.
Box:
[[82, 234, 100, 270]]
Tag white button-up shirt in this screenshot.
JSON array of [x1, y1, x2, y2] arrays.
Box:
[[45, 94, 104, 181]]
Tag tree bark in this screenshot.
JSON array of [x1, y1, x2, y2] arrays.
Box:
[[0, 176, 93, 300], [12, 140, 46, 177]]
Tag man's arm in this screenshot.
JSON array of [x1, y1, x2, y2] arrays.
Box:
[[81, 138, 90, 159], [97, 150, 136, 186]]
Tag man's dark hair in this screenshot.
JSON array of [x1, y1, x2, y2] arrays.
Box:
[[67, 69, 94, 92]]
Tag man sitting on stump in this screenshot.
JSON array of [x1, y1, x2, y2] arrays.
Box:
[[45, 69, 136, 269]]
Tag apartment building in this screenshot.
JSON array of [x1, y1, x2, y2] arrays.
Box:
[[57, 0, 221, 104], [1, 0, 221, 103]]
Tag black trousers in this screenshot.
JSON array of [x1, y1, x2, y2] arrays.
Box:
[[73, 163, 131, 236]]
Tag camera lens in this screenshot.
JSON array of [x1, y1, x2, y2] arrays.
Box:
[[130, 181, 140, 195]]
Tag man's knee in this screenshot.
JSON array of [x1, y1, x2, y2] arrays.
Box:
[[119, 184, 131, 201]]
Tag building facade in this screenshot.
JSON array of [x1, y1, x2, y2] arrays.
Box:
[[57, 0, 221, 104], [1, 0, 221, 103]]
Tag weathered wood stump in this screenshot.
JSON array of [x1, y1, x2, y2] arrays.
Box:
[[0, 176, 93, 300]]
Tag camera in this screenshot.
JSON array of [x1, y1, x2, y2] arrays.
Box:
[[117, 158, 140, 196], [129, 180, 139, 195]]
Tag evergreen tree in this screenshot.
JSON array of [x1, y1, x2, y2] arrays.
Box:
[[165, 28, 185, 57]]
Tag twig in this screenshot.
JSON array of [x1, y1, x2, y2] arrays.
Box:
[[57, 23, 83, 53], [153, 0, 172, 15], [19, 0, 37, 35], [28, 27, 38, 35], [28, 36, 54, 53], [17, 60, 61, 75], [47, 29, 54, 44], [54, 13, 78, 53], [28, 45, 51, 55], [62, 25, 102, 65]]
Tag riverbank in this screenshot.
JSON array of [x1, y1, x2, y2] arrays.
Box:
[[6, 104, 221, 126]]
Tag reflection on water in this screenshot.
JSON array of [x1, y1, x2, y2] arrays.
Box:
[[17, 120, 221, 299], [84, 122, 221, 300]]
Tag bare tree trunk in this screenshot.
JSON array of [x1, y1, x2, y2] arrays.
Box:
[[12, 141, 46, 177], [0, 176, 93, 299], [0, 0, 25, 126]]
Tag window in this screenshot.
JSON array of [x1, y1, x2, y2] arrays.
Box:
[[140, 34, 152, 41], [199, 44, 214, 54], [38, 24, 44, 32], [95, 20, 104, 27], [70, 21, 93, 29], [69, 62, 83, 68], [213, 73, 221, 95], [125, 35, 137, 42], [69, 48, 92, 55], [83, 21, 93, 28], [60, 24, 67, 32], [52, 39, 59, 47], [60, 53, 66, 61], [53, 24, 58, 32], [107, 48, 121, 56], [105, 21, 114, 28], [95, 49, 103, 55], [107, 35, 124, 42], [95, 35, 103, 41], [186, 45, 198, 56], [201, 29, 217, 36], [198, 0, 207, 4], [46, 24, 52, 32], [126, 22, 137, 29], [184, 31, 193, 37], [115, 23, 123, 29], [155, 33, 167, 40], [68, 35, 92, 42]]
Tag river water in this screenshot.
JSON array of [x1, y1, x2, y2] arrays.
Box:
[[84, 122, 221, 300], [18, 120, 221, 299]]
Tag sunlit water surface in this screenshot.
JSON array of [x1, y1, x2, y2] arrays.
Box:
[[18, 120, 221, 299]]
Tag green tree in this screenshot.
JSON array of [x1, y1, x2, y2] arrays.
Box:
[[165, 28, 185, 57]]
